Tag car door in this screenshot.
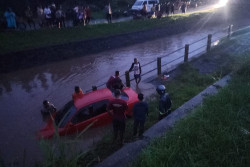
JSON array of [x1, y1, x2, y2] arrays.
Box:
[[70, 99, 111, 133]]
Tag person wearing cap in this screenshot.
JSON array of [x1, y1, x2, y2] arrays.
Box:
[[107, 89, 128, 145], [72, 86, 84, 101], [132, 93, 148, 138], [41, 100, 57, 122], [156, 85, 172, 120]]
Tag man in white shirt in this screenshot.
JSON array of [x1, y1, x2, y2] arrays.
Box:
[[129, 58, 142, 85]]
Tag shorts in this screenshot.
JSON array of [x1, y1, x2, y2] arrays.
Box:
[[113, 119, 126, 133], [134, 74, 141, 79]]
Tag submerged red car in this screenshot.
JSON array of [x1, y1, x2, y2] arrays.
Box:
[[38, 88, 138, 139]]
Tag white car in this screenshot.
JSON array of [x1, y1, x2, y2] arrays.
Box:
[[131, 0, 159, 13]]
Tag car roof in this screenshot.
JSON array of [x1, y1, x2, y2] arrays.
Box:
[[74, 88, 113, 110]]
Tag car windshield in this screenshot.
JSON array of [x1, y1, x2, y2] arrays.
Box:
[[71, 99, 109, 125], [54, 100, 77, 128], [112, 91, 129, 101], [134, 1, 143, 5]]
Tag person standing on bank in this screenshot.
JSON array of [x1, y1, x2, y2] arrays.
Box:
[[105, 3, 112, 23], [107, 89, 128, 145], [25, 6, 36, 29], [156, 85, 172, 120], [129, 58, 142, 85], [170, 2, 175, 15], [4, 8, 16, 29], [133, 93, 148, 139]]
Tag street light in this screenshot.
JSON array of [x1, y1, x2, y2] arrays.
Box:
[[214, 0, 229, 8]]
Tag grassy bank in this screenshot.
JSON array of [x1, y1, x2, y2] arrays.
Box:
[[132, 41, 250, 166], [0, 9, 215, 54], [133, 55, 250, 167]]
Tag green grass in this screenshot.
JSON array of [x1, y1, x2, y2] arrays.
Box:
[[133, 55, 250, 167], [0, 9, 216, 54]]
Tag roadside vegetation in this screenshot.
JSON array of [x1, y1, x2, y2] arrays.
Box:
[[131, 29, 250, 167], [133, 54, 250, 167], [0, 9, 215, 54]]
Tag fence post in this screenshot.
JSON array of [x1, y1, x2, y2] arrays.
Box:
[[228, 25, 233, 38], [125, 71, 130, 87], [157, 57, 161, 75], [207, 34, 212, 53], [184, 44, 189, 62]]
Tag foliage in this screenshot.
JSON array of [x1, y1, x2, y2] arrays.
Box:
[[133, 53, 250, 167], [39, 119, 96, 167]]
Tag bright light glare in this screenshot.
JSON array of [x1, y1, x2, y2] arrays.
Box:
[[214, 0, 229, 8], [213, 40, 220, 46]]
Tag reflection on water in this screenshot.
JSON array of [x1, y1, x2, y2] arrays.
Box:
[[0, 26, 227, 166]]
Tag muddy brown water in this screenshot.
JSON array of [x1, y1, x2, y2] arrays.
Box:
[[0, 25, 230, 166]]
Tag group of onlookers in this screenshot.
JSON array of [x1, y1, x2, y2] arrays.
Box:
[[139, 1, 188, 19], [72, 5, 91, 26], [1, 3, 93, 30], [2, 1, 189, 30]]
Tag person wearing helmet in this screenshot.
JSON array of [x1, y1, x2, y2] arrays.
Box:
[[156, 85, 172, 120]]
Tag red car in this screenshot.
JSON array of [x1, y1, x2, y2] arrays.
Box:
[[38, 88, 138, 139]]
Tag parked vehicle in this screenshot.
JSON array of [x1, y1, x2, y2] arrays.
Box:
[[37, 87, 139, 139], [131, 0, 159, 13]]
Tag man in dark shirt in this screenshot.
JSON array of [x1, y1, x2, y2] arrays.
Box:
[[132, 93, 148, 138], [106, 71, 125, 90], [157, 85, 172, 120], [107, 89, 128, 145]]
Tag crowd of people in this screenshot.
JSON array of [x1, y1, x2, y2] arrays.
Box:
[[139, 1, 188, 19], [1, 0, 191, 30], [1, 2, 94, 30], [41, 58, 172, 145]]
